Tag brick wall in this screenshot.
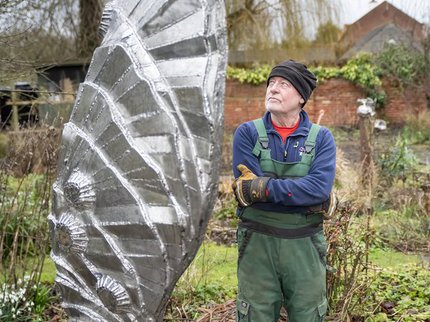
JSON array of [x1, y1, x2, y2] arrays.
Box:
[[381, 79, 428, 124], [305, 79, 364, 127], [224, 78, 428, 133], [224, 80, 266, 135]]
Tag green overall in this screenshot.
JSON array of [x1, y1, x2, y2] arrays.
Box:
[[236, 119, 328, 322]]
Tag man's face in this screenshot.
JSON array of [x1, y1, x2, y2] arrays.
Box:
[[265, 76, 303, 115]]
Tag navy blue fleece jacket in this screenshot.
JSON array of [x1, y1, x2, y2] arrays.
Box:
[[232, 110, 336, 214]]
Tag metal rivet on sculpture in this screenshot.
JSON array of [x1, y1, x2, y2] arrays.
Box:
[[48, 0, 227, 320]]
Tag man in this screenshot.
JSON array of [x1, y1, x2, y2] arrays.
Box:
[[232, 60, 336, 322]]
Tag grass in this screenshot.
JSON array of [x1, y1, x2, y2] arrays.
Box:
[[27, 242, 237, 286], [165, 241, 237, 320], [328, 126, 360, 143], [3, 242, 236, 296], [36, 242, 423, 288], [39, 257, 56, 283], [175, 241, 237, 298], [188, 242, 237, 286], [0, 256, 56, 284], [368, 247, 421, 269]]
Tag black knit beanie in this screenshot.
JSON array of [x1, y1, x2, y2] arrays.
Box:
[[267, 60, 317, 105]]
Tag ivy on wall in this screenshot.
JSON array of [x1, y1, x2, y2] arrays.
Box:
[[226, 65, 271, 85], [226, 45, 427, 109], [227, 53, 385, 107]]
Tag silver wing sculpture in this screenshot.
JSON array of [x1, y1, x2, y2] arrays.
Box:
[[48, 1, 227, 321]]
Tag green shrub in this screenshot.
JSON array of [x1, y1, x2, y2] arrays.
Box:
[[325, 202, 374, 319], [0, 128, 56, 321], [376, 44, 426, 86], [0, 277, 56, 322], [32, 283, 56, 319], [226, 65, 271, 85], [213, 196, 237, 223], [378, 135, 418, 185], [363, 265, 430, 321], [401, 111, 430, 144], [373, 208, 430, 252], [310, 65, 340, 81], [337, 53, 386, 108], [339, 53, 382, 89], [0, 174, 51, 262]]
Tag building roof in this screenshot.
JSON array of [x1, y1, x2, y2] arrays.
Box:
[[341, 23, 423, 60], [339, 1, 425, 60]]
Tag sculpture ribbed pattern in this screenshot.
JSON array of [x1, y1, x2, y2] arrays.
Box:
[[49, 1, 227, 320]]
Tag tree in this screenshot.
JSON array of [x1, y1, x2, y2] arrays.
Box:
[[226, 0, 273, 51], [226, 0, 339, 51], [78, 0, 103, 59], [314, 21, 341, 45], [0, 0, 49, 83], [0, 0, 104, 84]]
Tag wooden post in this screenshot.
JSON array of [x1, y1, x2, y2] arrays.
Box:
[[11, 91, 19, 131], [357, 98, 375, 275], [359, 114, 374, 189], [357, 99, 375, 190]]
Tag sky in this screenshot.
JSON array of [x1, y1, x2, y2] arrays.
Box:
[[338, 0, 430, 26], [270, 0, 430, 42]]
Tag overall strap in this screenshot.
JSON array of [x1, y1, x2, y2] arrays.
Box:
[[251, 118, 275, 174], [241, 122, 329, 228], [252, 118, 269, 155], [300, 124, 321, 165]]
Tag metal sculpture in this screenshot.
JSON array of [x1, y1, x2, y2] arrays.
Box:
[[48, 0, 227, 320]]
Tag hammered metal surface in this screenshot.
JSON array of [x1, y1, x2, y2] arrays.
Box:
[[48, 1, 227, 320]]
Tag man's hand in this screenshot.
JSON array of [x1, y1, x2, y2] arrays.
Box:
[[232, 164, 270, 207]]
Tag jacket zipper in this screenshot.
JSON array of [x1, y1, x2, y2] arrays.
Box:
[[284, 139, 290, 161]]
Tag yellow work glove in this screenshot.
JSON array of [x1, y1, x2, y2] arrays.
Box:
[[232, 164, 270, 207]]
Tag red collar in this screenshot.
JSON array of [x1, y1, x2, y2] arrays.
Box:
[[271, 119, 300, 143]]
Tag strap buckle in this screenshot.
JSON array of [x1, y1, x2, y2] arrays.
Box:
[[260, 138, 269, 149], [304, 142, 314, 154]]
